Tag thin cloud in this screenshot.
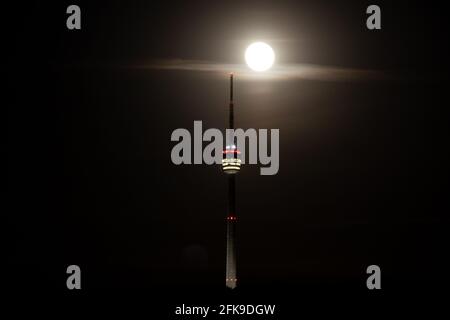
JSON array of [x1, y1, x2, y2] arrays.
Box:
[[136, 59, 386, 82]]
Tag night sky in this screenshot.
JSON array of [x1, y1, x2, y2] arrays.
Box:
[[7, 0, 449, 314]]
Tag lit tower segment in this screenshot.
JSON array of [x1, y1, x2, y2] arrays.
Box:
[[223, 73, 240, 289]]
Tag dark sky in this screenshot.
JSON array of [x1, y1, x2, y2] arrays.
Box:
[[7, 0, 449, 312]]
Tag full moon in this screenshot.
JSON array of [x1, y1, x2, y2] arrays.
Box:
[[245, 42, 275, 72]]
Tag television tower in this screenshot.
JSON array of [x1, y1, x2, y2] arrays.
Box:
[[222, 73, 241, 289]]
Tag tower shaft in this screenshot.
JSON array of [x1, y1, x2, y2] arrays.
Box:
[[226, 175, 237, 289]]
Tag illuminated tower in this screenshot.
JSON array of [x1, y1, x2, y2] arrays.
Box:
[[222, 73, 241, 289]]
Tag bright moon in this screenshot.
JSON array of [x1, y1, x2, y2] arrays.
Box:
[[245, 42, 275, 72]]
